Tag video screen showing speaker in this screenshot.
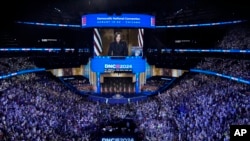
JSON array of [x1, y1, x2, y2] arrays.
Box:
[[93, 28, 144, 57]]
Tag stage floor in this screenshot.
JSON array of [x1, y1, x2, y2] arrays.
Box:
[[87, 93, 148, 104]]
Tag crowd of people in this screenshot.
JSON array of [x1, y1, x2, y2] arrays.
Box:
[[0, 24, 249, 141], [0, 71, 95, 140], [217, 23, 250, 49], [0, 55, 249, 141], [197, 23, 250, 80], [0, 57, 37, 75], [196, 58, 250, 80]]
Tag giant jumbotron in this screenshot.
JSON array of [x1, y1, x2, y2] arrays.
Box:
[[53, 13, 180, 104]]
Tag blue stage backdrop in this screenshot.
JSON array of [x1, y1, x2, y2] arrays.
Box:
[[82, 13, 155, 28]]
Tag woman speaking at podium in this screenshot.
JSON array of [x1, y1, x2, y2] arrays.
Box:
[[108, 32, 128, 56]]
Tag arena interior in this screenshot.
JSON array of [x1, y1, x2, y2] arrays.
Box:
[[0, 0, 250, 140]]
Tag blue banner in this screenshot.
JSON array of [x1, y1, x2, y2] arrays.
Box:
[[82, 13, 155, 28]]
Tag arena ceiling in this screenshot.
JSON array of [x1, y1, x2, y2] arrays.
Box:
[[1, 0, 249, 25], [0, 0, 249, 69]]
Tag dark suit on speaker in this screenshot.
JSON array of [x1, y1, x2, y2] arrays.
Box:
[[108, 41, 128, 56]]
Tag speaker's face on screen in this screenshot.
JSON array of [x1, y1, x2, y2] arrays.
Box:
[[115, 34, 121, 43], [93, 28, 143, 56]]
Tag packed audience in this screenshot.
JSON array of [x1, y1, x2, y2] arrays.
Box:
[[1, 56, 249, 141], [217, 23, 250, 49], [0, 24, 250, 141], [196, 23, 250, 79], [196, 58, 250, 80], [0, 57, 37, 75]]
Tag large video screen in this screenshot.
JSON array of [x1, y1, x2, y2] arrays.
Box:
[[93, 28, 144, 57]]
